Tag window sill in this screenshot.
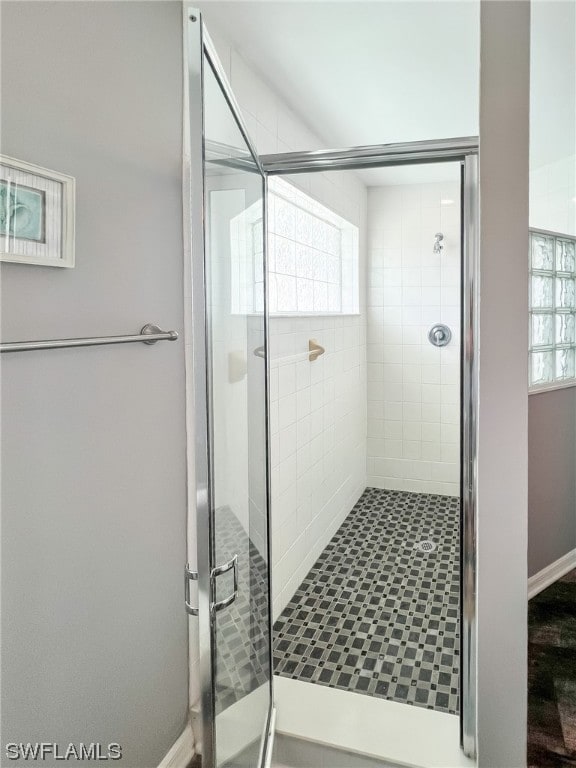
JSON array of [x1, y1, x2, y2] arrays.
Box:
[[529, 380, 576, 396]]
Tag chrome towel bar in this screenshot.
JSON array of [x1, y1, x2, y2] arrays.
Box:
[[0, 323, 178, 353]]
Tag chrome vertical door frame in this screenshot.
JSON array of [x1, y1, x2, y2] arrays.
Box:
[[461, 152, 479, 760], [257, 170, 277, 768], [261, 141, 479, 760], [185, 8, 275, 767], [185, 10, 215, 768]]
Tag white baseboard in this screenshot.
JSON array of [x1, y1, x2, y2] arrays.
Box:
[[157, 721, 196, 768], [528, 547, 576, 600]]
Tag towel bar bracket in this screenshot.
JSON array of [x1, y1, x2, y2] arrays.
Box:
[[141, 323, 168, 344]]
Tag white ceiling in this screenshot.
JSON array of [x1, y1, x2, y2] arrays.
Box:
[[530, 1, 576, 168], [199, 2, 480, 142], [198, 0, 576, 184]]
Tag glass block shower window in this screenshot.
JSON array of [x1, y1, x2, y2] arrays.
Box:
[[231, 177, 359, 315], [530, 230, 576, 389]]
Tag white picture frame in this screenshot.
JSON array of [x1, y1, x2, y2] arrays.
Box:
[[0, 155, 75, 268]]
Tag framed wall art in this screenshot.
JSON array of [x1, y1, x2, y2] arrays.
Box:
[[0, 155, 75, 268]]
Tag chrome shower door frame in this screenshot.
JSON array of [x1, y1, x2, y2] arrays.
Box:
[[185, 8, 275, 768], [186, 6, 479, 758], [260, 142, 479, 760]]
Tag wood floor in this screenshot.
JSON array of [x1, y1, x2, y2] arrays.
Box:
[[528, 568, 576, 767]]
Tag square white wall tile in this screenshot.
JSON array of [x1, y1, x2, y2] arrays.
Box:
[[367, 181, 461, 497]]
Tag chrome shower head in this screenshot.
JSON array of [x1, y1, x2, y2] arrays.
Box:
[[433, 232, 444, 254]]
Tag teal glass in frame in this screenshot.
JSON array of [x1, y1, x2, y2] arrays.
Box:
[[0, 180, 45, 241]]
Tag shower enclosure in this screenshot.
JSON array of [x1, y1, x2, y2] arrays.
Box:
[[184, 8, 479, 767]]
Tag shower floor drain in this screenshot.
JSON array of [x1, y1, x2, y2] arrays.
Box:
[[414, 540, 437, 553]]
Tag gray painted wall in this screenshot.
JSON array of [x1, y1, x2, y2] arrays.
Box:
[[528, 389, 576, 576], [528, 0, 576, 580], [1, 3, 188, 766]]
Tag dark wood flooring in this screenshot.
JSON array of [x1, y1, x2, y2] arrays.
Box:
[[528, 568, 576, 767]]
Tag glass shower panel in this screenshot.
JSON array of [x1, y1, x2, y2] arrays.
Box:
[[269, 162, 464, 721], [203, 57, 271, 768]]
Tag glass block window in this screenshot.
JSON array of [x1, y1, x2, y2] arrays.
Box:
[[530, 230, 576, 389], [230, 177, 359, 315]]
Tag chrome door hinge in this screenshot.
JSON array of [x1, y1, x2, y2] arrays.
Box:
[[184, 565, 199, 616], [211, 554, 238, 613]]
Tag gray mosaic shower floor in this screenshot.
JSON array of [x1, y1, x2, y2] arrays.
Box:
[[273, 488, 460, 714]]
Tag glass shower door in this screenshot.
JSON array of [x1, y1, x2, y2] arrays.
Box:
[[186, 11, 273, 768]]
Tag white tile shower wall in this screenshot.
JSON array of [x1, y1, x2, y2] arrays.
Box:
[[268, 174, 367, 620], [206, 25, 368, 620], [366, 182, 461, 497]]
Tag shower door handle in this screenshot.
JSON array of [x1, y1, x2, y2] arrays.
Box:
[[211, 554, 239, 613], [184, 565, 199, 616]]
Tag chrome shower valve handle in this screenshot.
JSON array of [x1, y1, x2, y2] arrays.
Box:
[[428, 324, 452, 347]]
